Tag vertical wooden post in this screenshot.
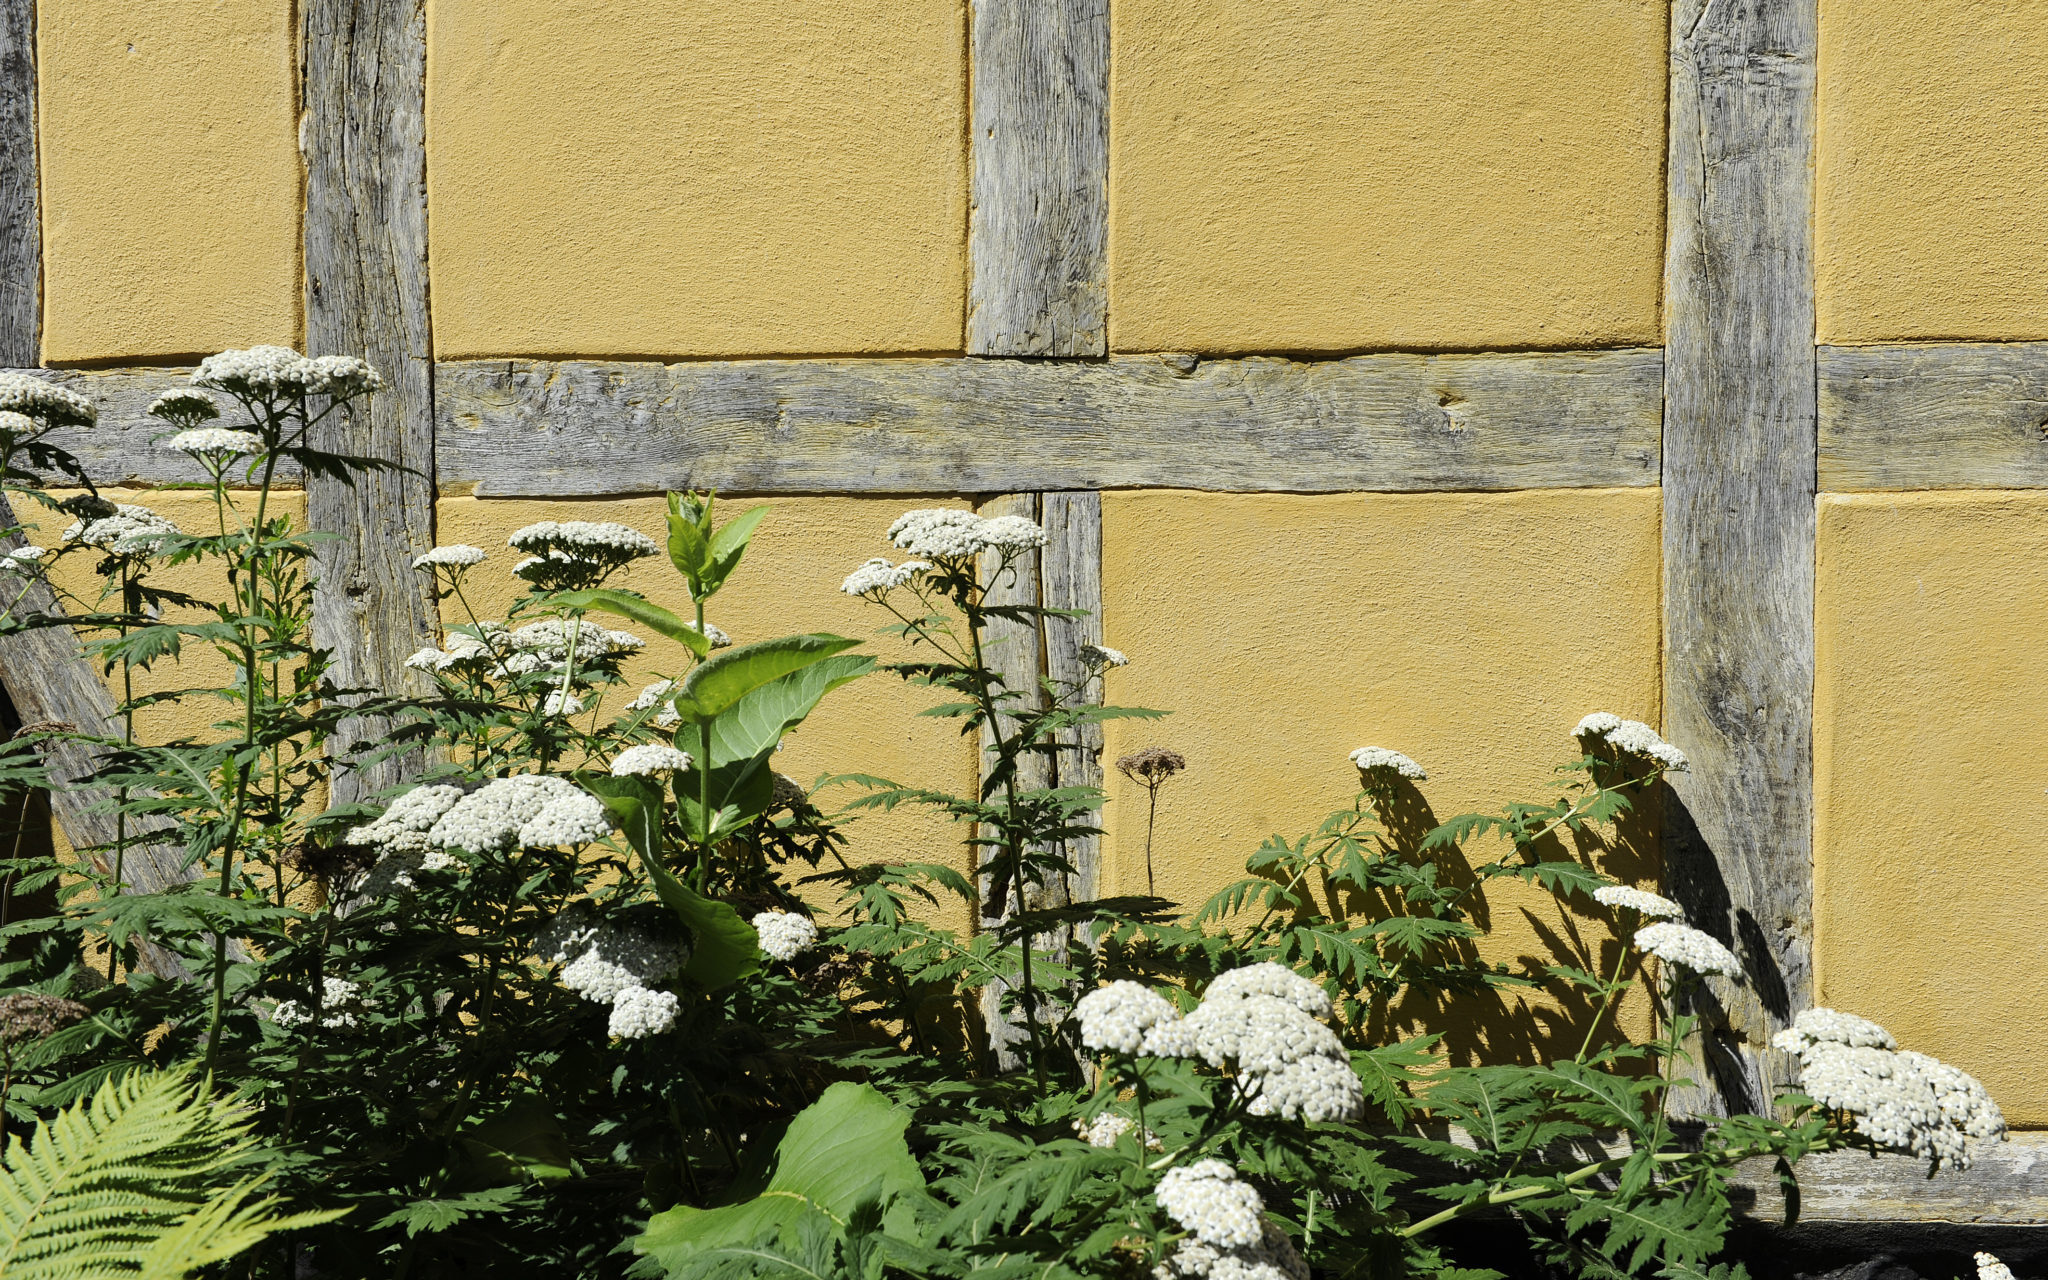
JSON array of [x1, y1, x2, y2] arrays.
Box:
[[1661, 0, 1818, 1119], [0, 0, 36, 367], [1039, 491, 1103, 910], [301, 0, 440, 807], [966, 0, 1109, 357]]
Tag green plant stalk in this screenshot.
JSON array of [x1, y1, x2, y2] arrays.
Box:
[[1399, 1148, 1705, 1238], [695, 597, 714, 890]]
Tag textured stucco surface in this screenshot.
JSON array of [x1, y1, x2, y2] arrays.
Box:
[[1814, 492, 2048, 1124], [426, 0, 968, 360], [37, 0, 300, 364], [434, 496, 978, 925], [36, 489, 308, 747], [1099, 490, 1665, 1057], [1816, 2, 2048, 343], [1108, 0, 1666, 354]]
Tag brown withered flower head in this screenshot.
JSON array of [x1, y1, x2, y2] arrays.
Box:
[[0, 992, 89, 1045], [1116, 747, 1186, 785], [284, 836, 376, 882]]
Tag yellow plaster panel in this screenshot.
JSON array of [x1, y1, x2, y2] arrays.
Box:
[[1816, 2, 2048, 343], [37, 1, 300, 364], [1099, 490, 1664, 1059], [1815, 492, 2048, 1123], [427, 0, 967, 360], [35, 489, 308, 747], [434, 497, 978, 923], [1108, 0, 1666, 354]]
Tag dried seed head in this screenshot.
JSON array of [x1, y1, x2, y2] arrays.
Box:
[[1117, 746, 1186, 785]]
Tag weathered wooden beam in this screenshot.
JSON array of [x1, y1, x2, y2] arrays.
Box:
[[12, 367, 311, 489], [1661, 0, 1818, 1120], [967, 0, 1108, 356], [1736, 1133, 2048, 1225], [301, 0, 439, 806], [0, 0, 36, 368], [1820, 342, 2048, 491], [437, 350, 1663, 497]]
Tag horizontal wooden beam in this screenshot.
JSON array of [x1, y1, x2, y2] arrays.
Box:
[[435, 350, 1663, 497], [1821, 342, 2048, 491], [16, 367, 303, 489], [1735, 1133, 2048, 1225]]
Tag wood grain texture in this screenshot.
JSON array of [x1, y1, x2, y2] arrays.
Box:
[[1820, 342, 2048, 490], [1661, 0, 1818, 1120], [10, 367, 311, 488], [301, 0, 440, 807], [0, 0, 34, 367], [1735, 1133, 2048, 1225], [967, 0, 1108, 356], [1038, 491, 1102, 909], [437, 350, 1663, 496], [976, 492, 1043, 1070]]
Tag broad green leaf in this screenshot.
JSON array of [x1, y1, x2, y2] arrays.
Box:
[[634, 1083, 925, 1273], [549, 589, 709, 660], [579, 775, 760, 988], [700, 504, 767, 596], [459, 1101, 574, 1184], [666, 499, 713, 587], [674, 751, 777, 845], [671, 634, 861, 721], [706, 653, 875, 766]]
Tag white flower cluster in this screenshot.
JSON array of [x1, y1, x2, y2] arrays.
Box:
[[62, 503, 179, 556], [163, 427, 263, 460], [611, 744, 693, 777], [1771, 1007, 2005, 1168], [1591, 884, 1685, 919], [752, 910, 818, 962], [1574, 712, 1689, 771], [405, 630, 496, 673], [1977, 1253, 2016, 1280], [1072, 1111, 1135, 1148], [1154, 1161, 1264, 1249], [348, 784, 467, 856], [426, 775, 615, 853], [1631, 922, 1743, 979], [1153, 1218, 1309, 1280], [509, 619, 642, 661], [542, 913, 690, 1039], [0, 546, 44, 575], [1075, 980, 1179, 1055], [507, 521, 657, 574], [1079, 643, 1129, 669], [886, 508, 1045, 559], [193, 346, 382, 399], [147, 388, 219, 423], [0, 371, 95, 427], [1349, 746, 1427, 780], [541, 690, 586, 719], [685, 619, 731, 649], [412, 544, 487, 570], [273, 976, 371, 1031], [840, 557, 932, 597], [1081, 964, 1364, 1124], [629, 679, 683, 729]]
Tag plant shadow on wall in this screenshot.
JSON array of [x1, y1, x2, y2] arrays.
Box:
[[0, 354, 2018, 1279]]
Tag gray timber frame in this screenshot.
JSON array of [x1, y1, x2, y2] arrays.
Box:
[[0, 0, 2045, 1228]]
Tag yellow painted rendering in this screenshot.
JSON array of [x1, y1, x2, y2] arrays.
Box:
[[34, 489, 308, 748], [434, 496, 979, 924], [1098, 489, 1665, 1059], [1816, 1, 2048, 342], [426, 0, 968, 360], [36, 0, 300, 365], [1108, 0, 1666, 354], [1814, 492, 2048, 1124]]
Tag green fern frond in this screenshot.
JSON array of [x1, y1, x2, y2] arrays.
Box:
[[0, 1066, 341, 1280]]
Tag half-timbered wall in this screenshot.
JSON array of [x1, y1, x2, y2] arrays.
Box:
[[8, 0, 2048, 1222]]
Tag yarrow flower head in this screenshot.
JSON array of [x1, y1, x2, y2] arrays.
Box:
[[193, 346, 382, 401], [1072, 1112, 1137, 1148], [608, 985, 681, 1038], [1079, 643, 1129, 669], [885, 508, 1045, 559], [1154, 1161, 1264, 1249], [1592, 884, 1685, 919], [1074, 980, 1179, 1055], [0, 371, 95, 429], [1117, 747, 1186, 784], [629, 678, 682, 729], [1153, 1220, 1309, 1280], [684, 619, 731, 649], [611, 744, 693, 778], [163, 427, 263, 461], [62, 503, 179, 557], [541, 690, 585, 718], [1244, 1052, 1368, 1124], [840, 557, 931, 597], [507, 521, 657, 586], [347, 784, 467, 857], [752, 910, 819, 962], [412, 544, 487, 571], [427, 775, 615, 853], [1977, 1253, 2016, 1280], [1770, 1010, 2007, 1169], [1574, 712, 1689, 772], [1349, 746, 1427, 780], [539, 908, 690, 1039], [1631, 921, 1743, 979], [1772, 1006, 1897, 1052], [147, 388, 219, 425], [0, 545, 44, 575]]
